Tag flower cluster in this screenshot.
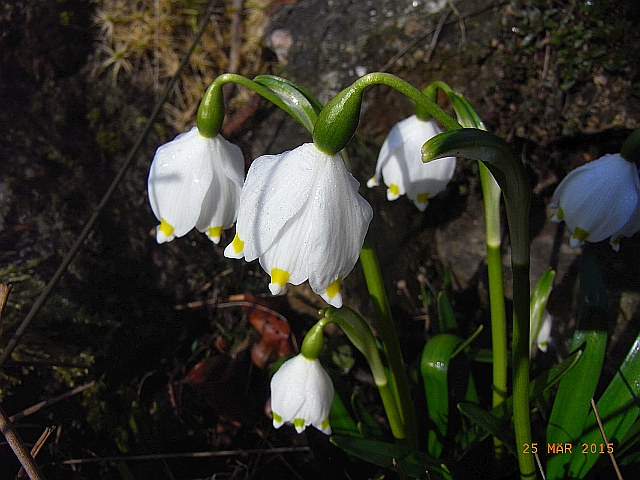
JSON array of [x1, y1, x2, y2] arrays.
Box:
[[148, 131, 372, 306], [550, 153, 640, 250]]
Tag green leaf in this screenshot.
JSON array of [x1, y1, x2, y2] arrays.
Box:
[[568, 331, 640, 477], [328, 390, 362, 438], [457, 403, 517, 455], [350, 393, 385, 440], [420, 333, 465, 457], [330, 436, 453, 479], [437, 291, 458, 333], [457, 349, 582, 460], [253, 75, 321, 133], [530, 268, 555, 353], [545, 250, 608, 480]]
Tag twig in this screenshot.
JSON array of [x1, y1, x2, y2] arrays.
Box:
[[0, 0, 219, 371], [591, 398, 623, 480], [9, 382, 95, 423], [228, 0, 244, 74], [56, 446, 311, 465], [16, 426, 55, 479], [425, 8, 450, 64], [0, 404, 46, 480]]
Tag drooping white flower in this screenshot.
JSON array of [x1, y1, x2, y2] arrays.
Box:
[[224, 143, 373, 308], [148, 127, 244, 244], [367, 115, 456, 211], [270, 354, 334, 434], [531, 309, 553, 356], [550, 153, 640, 249]]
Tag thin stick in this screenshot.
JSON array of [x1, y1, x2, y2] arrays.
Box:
[[590, 398, 623, 480], [9, 382, 95, 423], [0, 404, 46, 480], [57, 446, 311, 465], [0, 0, 218, 371], [16, 426, 55, 479]]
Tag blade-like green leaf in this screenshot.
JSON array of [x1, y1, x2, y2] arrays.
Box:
[[330, 435, 453, 479], [421, 333, 463, 457], [545, 250, 608, 480], [568, 332, 640, 477], [530, 268, 555, 353], [328, 389, 362, 438], [350, 392, 384, 440], [437, 291, 458, 333], [457, 349, 582, 460], [457, 402, 517, 455], [253, 75, 321, 133]]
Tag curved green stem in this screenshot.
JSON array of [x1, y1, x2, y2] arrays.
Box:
[[359, 235, 419, 448], [313, 72, 461, 155], [197, 73, 313, 137], [423, 129, 534, 479], [320, 308, 406, 441]]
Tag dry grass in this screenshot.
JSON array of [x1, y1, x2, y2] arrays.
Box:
[[90, 0, 272, 131]]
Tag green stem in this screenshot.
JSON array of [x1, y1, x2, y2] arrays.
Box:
[[480, 164, 508, 461], [321, 308, 406, 441], [432, 83, 509, 423], [313, 72, 461, 155], [512, 263, 534, 479], [423, 128, 534, 478], [197, 73, 310, 137], [359, 236, 419, 448]]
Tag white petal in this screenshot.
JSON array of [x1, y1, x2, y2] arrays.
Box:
[[195, 136, 244, 238], [552, 154, 638, 243], [305, 159, 372, 296], [148, 127, 213, 239], [234, 144, 320, 260], [610, 171, 640, 249]]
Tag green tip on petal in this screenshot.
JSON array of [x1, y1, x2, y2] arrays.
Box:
[[570, 226, 590, 247], [272, 411, 283, 427], [293, 418, 306, 433], [325, 278, 342, 299], [319, 417, 332, 435]]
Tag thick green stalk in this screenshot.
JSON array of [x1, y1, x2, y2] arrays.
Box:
[[480, 165, 508, 422], [423, 129, 534, 478], [433, 84, 508, 423], [359, 236, 419, 448]]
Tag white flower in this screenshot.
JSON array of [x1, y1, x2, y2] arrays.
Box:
[[367, 115, 456, 211], [270, 354, 334, 434], [531, 309, 553, 356], [550, 153, 640, 249], [224, 143, 373, 308], [148, 127, 244, 244]]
